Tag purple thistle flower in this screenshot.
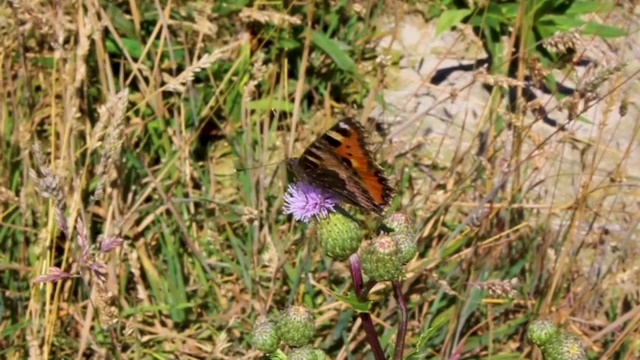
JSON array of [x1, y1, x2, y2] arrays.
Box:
[[283, 182, 338, 223]]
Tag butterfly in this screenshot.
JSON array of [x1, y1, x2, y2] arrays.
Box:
[[288, 118, 394, 215]]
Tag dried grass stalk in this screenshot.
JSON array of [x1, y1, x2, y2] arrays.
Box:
[[473, 67, 525, 89], [543, 29, 581, 54], [470, 278, 519, 298], [29, 142, 68, 238], [73, 16, 92, 89], [9, 0, 54, 38], [92, 281, 118, 329], [92, 89, 129, 202], [163, 41, 242, 92], [239, 7, 302, 26], [0, 187, 19, 204], [242, 51, 267, 101]]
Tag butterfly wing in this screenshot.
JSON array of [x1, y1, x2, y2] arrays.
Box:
[[294, 118, 394, 214]]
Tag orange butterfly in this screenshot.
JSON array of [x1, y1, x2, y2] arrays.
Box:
[[288, 118, 394, 215]]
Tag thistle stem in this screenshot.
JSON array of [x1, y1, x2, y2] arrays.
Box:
[[392, 280, 408, 360], [349, 254, 385, 360]]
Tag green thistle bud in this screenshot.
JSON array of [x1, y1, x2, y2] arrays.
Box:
[[527, 319, 559, 346], [359, 234, 404, 282], [287, 346, 329, 360], [541, 332, 587, 360], [313, 349, 330, 360], [384, 212, 417, 264], [394, 232, 417, 264], [276, 305, 315, 347], [317, 212, 363, 260], [383, 212, 413, 235], [251, 317, 280, 353]]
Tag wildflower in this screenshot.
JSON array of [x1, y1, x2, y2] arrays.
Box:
[[283, 182, 338, 223]]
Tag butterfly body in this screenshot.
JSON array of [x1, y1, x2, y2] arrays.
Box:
[[289, 118, 394, 215]]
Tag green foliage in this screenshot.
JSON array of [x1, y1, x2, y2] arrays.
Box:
[[334, 292, 372, 313], [431, 0, 625, 69]]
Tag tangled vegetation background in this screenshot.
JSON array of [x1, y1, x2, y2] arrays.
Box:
[[1, 0, 639, 359]]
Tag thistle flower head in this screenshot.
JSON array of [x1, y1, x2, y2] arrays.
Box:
[[383, 211, 417, 264], [276, 305, 315, 347], [528, 319, 559, 346], [288, 346, 329, 360], [283, 182, 338, 223], [542, 333, 586, 360], [359, 234, 404, 282], [252, 317, 280, 354], [317, 212, 363, 260]]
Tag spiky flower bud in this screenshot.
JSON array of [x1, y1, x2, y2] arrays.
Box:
[[541, 333, 587, 360], [288, 346, 329, 360], [359, 234, 404, 282], [317, 212, 363, 260], [251, 317, 280, 353], [395, 235, 417, 264], [383, 212, 417, 264], [383, 212, 413, 234], [527, 319, 558, 346], [276, 305, 315, 347]]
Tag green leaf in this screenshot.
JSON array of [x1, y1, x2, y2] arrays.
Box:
[[278, 37, 301, 50], [440, 234, 470, 258], [335, 292, 371, 312], [248, 98, 294, 112], [435, 9, 473, 35], [417, 308, 450, 347], [581, 22, 627, 38], [469, 12, 504, 29], [577, 114, 594, 125], [33, 56, 54, 69], [311, 30, 356, 73], [212, 0, 250, 16], [105, 3, 136, 38], [566, 1, 614, 15], [498, 3, 520, 21], [538, 15, 586, 31], [462, 315, 529, 352], [407, 304, 455, 359], [267, 349, 287, 360], [105, 37, 145, 59]]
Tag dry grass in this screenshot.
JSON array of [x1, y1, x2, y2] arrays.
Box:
[[1, 0, 640, 359]]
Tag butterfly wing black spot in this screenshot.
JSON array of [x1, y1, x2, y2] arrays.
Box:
[[324, 135, 341, 148], [333, 126, 352, 138]]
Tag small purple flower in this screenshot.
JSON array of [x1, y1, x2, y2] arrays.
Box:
[[32, 267, 73, 284], [88, 262, 108, 282], [99, 236, 124, 253], [283, 182, 338, 222]]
